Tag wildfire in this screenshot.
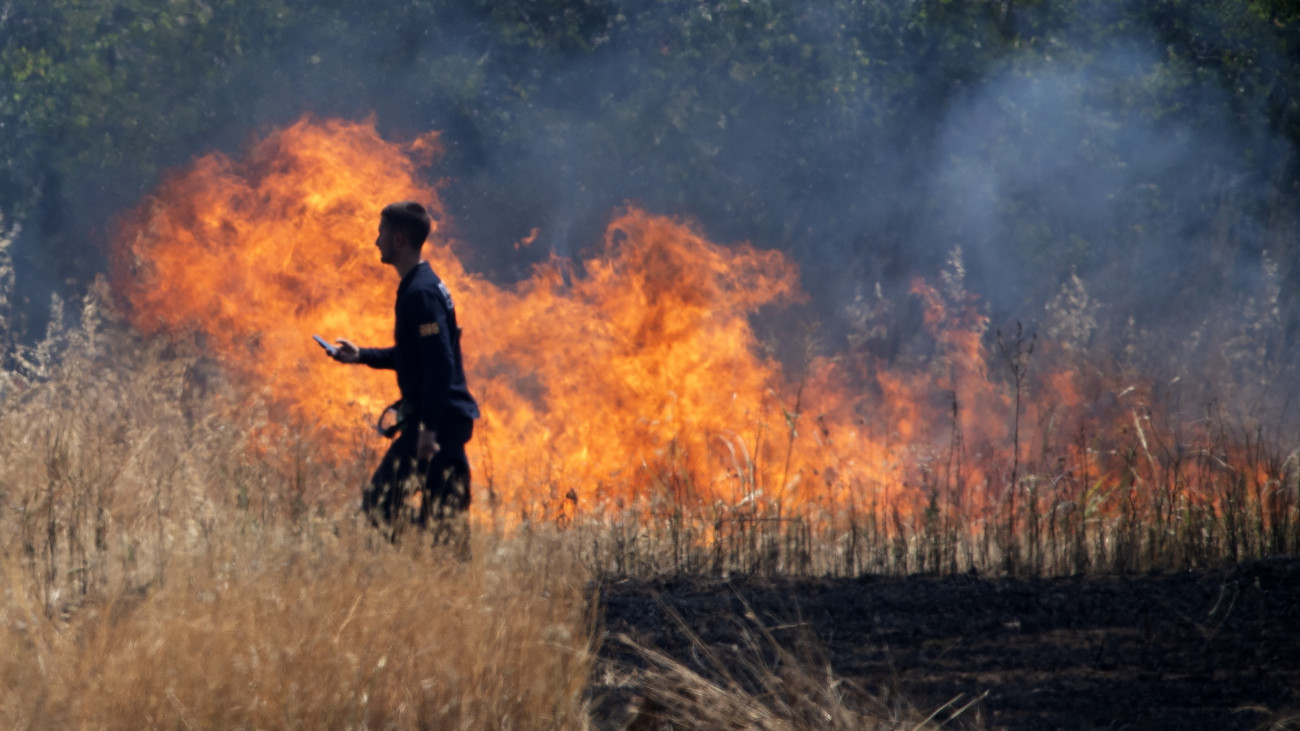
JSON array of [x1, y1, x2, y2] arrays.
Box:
[[110, 115, 1273, 535]]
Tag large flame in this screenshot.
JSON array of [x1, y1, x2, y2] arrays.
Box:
[[111, 117, 446, 436], [111, 116, 1278, 535]]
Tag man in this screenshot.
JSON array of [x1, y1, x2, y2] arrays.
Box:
[[328, 201, 479, 551]]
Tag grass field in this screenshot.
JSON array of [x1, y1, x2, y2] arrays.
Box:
[[3, 225, 1298, 728], [0, 348, 940, 728], [0, 284, 949, 729]]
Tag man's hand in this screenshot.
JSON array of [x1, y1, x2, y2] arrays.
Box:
[[417, 428, 440, 462], [332, 338, 361, 363]]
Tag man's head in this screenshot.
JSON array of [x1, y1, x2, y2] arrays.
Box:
[[376, 201, 432, 267], [380, 201, 432, 247]]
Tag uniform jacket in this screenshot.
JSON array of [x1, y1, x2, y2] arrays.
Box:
[[358, 260, 479, 434]]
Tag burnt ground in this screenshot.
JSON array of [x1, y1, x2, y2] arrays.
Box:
[[591, 558, 1300, 729]]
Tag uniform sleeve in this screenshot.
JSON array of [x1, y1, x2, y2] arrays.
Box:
[[410, 289, 456, 432], [358, 346, 396, 370]]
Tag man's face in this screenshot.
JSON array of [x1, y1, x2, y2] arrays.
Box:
[[375, 221, 402, 265]]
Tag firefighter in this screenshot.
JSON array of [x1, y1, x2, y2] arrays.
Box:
[[328, 201, 479, 554]]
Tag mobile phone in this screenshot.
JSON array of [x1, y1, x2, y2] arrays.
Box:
[[312, 334, 337, 356]]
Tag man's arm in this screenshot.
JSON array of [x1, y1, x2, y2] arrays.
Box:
[[330, 338, 396, 370]]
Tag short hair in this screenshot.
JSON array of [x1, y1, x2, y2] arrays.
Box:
[[380, 201, 432, 247]]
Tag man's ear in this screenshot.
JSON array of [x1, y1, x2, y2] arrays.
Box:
[[394, 230, 412, 252]]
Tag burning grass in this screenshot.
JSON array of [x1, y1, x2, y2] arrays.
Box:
[[99, 116, 1300, 582]]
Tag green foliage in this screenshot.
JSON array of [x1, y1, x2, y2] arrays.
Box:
[[2, 0, 283, 194]]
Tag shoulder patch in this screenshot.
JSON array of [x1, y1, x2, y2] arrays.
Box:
[[437, 281, 455, 310], [419, 322, 441, 337]]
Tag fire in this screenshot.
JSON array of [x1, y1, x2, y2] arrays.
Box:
[[110, 115, 1282, 539], [105, 116, 1019, 522], [111, 117, 447, 445]]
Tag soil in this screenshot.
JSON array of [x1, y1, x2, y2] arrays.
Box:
[[592, 558, 1300, 729]]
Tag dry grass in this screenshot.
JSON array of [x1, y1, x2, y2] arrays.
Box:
[[563, 261, 1300, 580], [0, 256, 942, 729], [0, 375, 598, 727], [0, 268, 597, 728], [5, 222, 1297, 727], [0, 524, 596, 729], [598, 598, 981, 730]]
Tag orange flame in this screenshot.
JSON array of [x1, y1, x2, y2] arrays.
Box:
[[107, 116, 1005, 522], [112, 117, 446, 437], [111, 116, 1278, 535]]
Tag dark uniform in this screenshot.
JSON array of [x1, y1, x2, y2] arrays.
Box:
[[358, 260, 479, 546]]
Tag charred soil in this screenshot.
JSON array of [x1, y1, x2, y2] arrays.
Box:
[[593, 558, 1300, 729]]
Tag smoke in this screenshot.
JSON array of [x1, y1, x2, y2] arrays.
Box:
[[404, 1, 1297, 371], [917, 40, 1292, 384], [928, 50, 1216, 310]]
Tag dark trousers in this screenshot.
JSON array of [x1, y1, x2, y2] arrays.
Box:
[[362, 417, 473, 551]]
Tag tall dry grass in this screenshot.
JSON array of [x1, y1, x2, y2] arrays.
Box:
[[0, 523, 596, 728], [561, 256, 1300, 580], [0, 256, 596, 727], [562, 396, 1300, 581], [0, 228, 942, 729], [6, 218, 1298, 727]]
